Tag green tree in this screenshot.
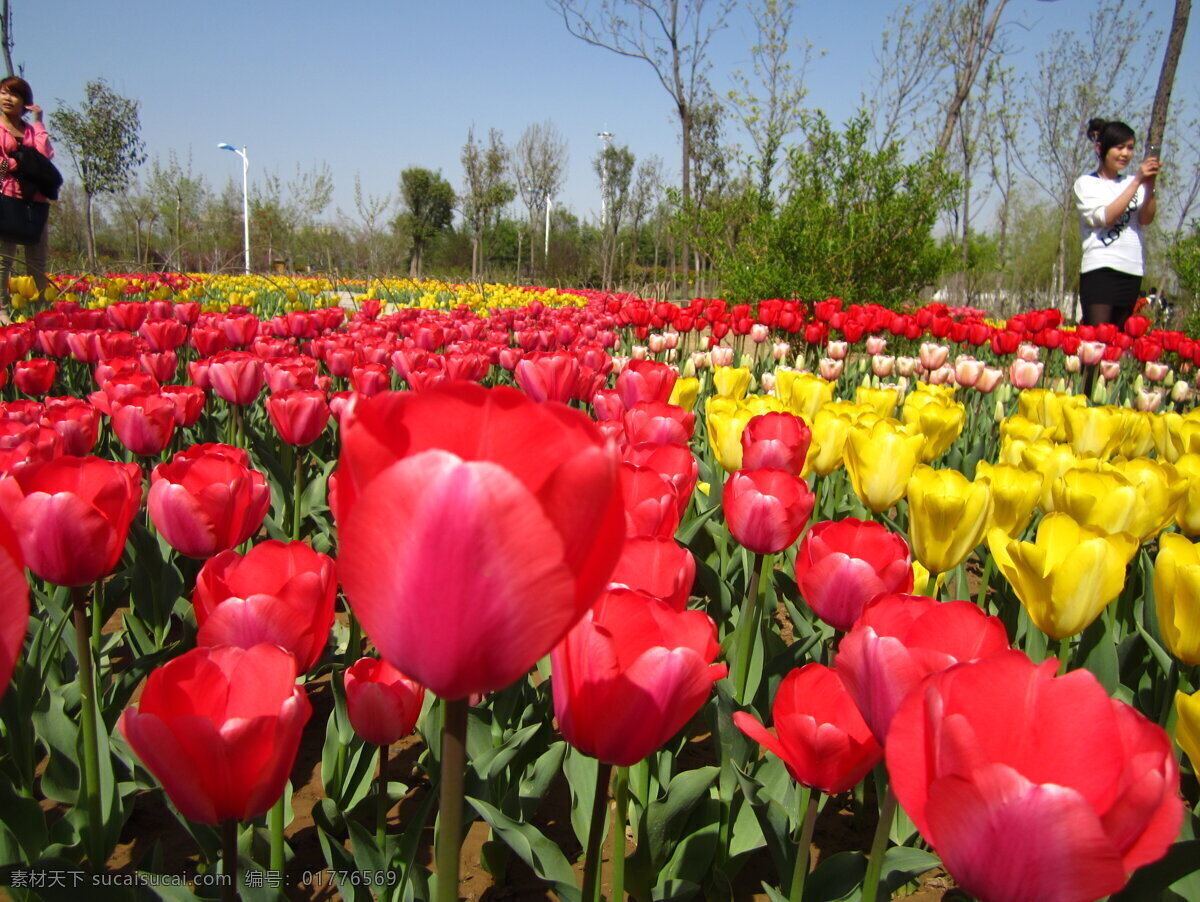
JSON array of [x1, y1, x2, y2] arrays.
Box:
[[594, 142, 634, 289], [460, 128, 514, 281], [396, 167, 455, 278], [49, 79, 147, 268], [697, 111, 959, 307]]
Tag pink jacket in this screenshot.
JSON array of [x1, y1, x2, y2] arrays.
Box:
[[0, 120, 53, 201]]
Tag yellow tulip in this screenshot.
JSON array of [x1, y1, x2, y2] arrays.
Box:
[[669, 377, 700, 412], [1110, 457, 1187, 542], [713, 366, 752, 400], [1017, 439, 1078, 512], [705, 395, 785, 472], [907, 465, 993, 574], [775, 370, 835, 422], [855, 385, 900, 419], [1173, 454, 1200, 536], [1153, 412, 1185, 462], [911, 560, 946, 596], [905, 399, 966, 463], [1174, 689, 1200, 771], [1116, 409, 1156, 459], [1016, 389, 1086, 443], [1050, 467, 1140, 536], [999, 415, 1048, 446], [844, 418, 925, 513], [1063, 405, 1124, 459], [974, 461, 1042, 537], [804, 408, 861, 477], [1154, 533, 1200, 665], [987, 515, 1137, 639]]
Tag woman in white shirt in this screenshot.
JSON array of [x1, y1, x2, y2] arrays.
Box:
[[1073, 118, 1160, 330]]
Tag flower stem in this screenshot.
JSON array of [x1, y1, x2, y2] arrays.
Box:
[[222, 818, 238, 902], [734, 552, 772, 704], [581, 761, 614, 902], [861, 785, 897, 902], [1056, 636, 1072, 676], [435, 697, 469, 902], [613, 766, 629, 902], [789, 786, 819, 902], [377, 743, 389, 848], [73, 586, 104, 871], [292, 448, 304, 541], [269, 794, 285, 873]]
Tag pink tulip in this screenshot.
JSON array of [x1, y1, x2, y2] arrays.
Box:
[[1008, 359, 1043, 389], [794, 518, 913, 631], [834, 593, 1009, 741], [723, 468, 814, 554], [918, 343, 949, 370], [887, 651, 1181, 902]]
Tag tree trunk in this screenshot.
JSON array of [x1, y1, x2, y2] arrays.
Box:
[[1145, 0, 1190, 150], [85, 192, 97, 270], [0, 2, 13, 78], [935, 0, 1009, 157]]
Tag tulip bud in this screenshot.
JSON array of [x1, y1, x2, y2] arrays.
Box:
[[866, 335, 888, 355], [647, 334, 667, 354], [711, 346, 734, 367], [1145, 361, 1170, 383], [1017, 343, 1040, 362], [630, 345, 649, 360], [1135, 389, 1164, 412], [872, 355, 895, 377], [1079, 340, 1106, 365], [918, 342, 949, 370], [896, 356, 917, 378], [954, 356, 983, 388], [1064, 354, 1081, 373], [772, 340, 790, 362], [819, 358, 844, 380], [750, 323, 770, 343], [760, 371, 776, 394], [975, 367, 1003, 394], [827, 340, 848, 360], [1099, 359, 1122, 382], [1008, 359, 1044, 390], [1051, 378, 1066, 394], [927, 364, 954, 385], [663, 331, 680, 350], [691, 351, 710, 371], [1172, 380, 1191, 404]]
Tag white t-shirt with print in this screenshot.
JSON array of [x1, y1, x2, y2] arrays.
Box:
[[1073, 172, 1146, 276]]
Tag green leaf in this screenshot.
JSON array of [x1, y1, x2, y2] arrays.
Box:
[[882, 846, 940, 894], [647, 766, 719, 872], [563, 745, 601, 850], [517, 740, 566, 821], [804, 850, 866, 902], [1110, 839, 1200, 901], [465, 796, 582, 902]]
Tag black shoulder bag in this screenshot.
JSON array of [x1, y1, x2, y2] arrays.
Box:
[[0, 138, 52, 246]]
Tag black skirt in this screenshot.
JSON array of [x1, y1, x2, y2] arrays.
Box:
[[1080, 267, 1142, 310]]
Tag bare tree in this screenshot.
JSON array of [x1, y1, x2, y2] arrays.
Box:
[[513, 121, 568, 278], [726, 0, 810, 204], [594, 141, 635, 289], [550, 0, 735, 290], [935, 0, 1010, 155], [1018, 0, 1157, 301], [351, 173, 394, 273], [1145, 0, 1190, 151], [146, 152, 210, 270], [1, 1, 13, 77], [461, 127, 514, 281], [628, 154, 664, 283]]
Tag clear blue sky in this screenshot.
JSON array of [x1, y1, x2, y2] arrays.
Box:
[[18, 0, 1198, 225]]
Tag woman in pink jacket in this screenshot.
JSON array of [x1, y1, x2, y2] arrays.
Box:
[[0, 75, 53, 310]]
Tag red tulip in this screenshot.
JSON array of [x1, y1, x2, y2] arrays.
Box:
[[335, 384, 624, 700], [266, 389, 331, 447], [834, 593, 1009, 741], [887, 651, 1182, 902], [159, 384, 206, 427], [344, 657, 426, 746], [734, 663, 881, 794], [607, 535, 695, 610], [111, 392, 176, 457], [207, 351, 264, 405], [621, 462, 680, 538], [40, 399, 100, 456], [139, 317, 188, 352], [194, 540, 337, 673], [514, 351, 580, 404], [106, 301, 148, 332], [622, 400, 694, 446], [793, 518, 913, 630], [350, 362, 391, 397], [740, 412, 811, 475], [551, 588, 725, 765], [265, 358, 319, 394], [723, 468, 814, 554], [0, 455, 142, 586], [13, 358, 55, 396], [0, 508, 28, 698], [147, 444, 270, 559], [119, 644, 311, 825], [615, 359, 677, 408]]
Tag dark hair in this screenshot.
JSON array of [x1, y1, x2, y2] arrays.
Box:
[[1086, 118, 1136, 160]]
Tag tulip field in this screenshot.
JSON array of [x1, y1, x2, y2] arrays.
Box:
[[1, 272, 1200, 902]]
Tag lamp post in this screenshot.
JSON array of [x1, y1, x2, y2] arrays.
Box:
[[218, 143, 250, 274]]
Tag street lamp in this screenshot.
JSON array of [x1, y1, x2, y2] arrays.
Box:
[[217, 143, 250, 274]]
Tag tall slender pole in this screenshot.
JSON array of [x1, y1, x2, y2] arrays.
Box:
[[544, 195, 552, 259], [240, 148, 250, 274]]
